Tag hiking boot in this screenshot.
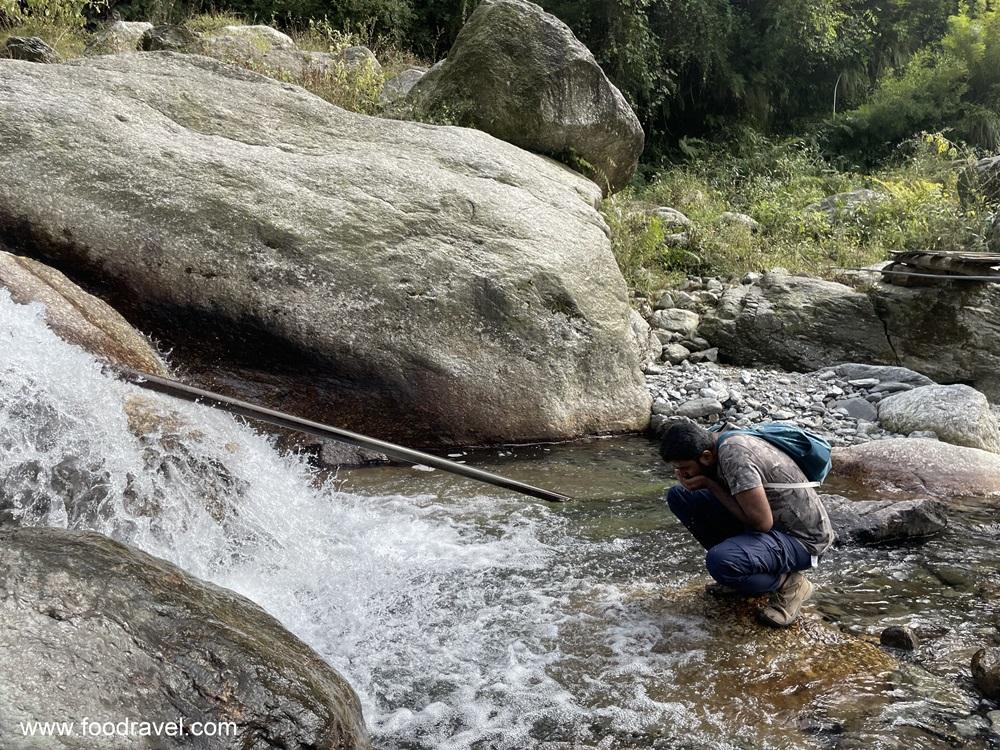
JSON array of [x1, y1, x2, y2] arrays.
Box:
[[758, 572, 814, 627]]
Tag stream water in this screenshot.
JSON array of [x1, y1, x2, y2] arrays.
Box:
[[1, 290, 998, 749]]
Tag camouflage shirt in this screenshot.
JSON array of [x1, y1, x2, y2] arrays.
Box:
[[716, 433, 835, 555]]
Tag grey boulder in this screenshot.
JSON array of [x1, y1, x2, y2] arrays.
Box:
[[0, 250, 167, 375], [700, 269, 896, 371], [0, 526, 369, 749], [831, 438, 1000, 497], [824, 363, 934, 389], [0, 54, 649, 446], [821, 493, 947, 546], [85, 20, 154, 54], [380, 67, 426, 105], [405, 0, 643, 194], [140, 24, 200, 52], [1, 36, 60, 63], [878, 384, 1000, 453]]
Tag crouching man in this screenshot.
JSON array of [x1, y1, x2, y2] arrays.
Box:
[[660, 421, 834, 627]]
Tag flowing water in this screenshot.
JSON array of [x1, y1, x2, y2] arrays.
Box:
[[1, 289, 998, 750]]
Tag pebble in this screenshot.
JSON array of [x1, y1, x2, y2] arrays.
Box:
[[675, 398, 724, 419]]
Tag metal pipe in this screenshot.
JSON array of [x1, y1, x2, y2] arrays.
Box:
[[113, 367, 573, 503], [843, 267, 1000, 282]]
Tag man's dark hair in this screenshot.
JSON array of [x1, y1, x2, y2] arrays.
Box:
[[659, 421, 714, 462]]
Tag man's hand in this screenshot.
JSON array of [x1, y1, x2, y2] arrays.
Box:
[[676, 472, 713, 492]]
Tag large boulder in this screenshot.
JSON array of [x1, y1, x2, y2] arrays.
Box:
[[877, 384, 1000, 453], [702, 271, 1000, 400], [821, 493, 947, 545], [0, 526, 368, 749], [871, 281, 1000, 400], [699, 270, 896, 370], [380, 67, 425, 105], [831, 439, 1000, 497], [0, 250, 167, 374], [85, 20, 153, 55], [405, 0, 643, 194], [0, 54, 650, 447]]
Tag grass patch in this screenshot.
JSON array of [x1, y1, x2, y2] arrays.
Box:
[[606, 131, 990, 296]]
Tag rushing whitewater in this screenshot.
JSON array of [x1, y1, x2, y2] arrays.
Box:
[[0, 291, 690, 749]]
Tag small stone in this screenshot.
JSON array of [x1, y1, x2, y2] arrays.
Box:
[[833, 397, 878, 422], [740, 370, 753, 385], [705, 277, 724, 292], [644, 364, 665, 375], [817, 370, 837, 381], [675, 399, 724, 419], [826, 385, 845, 397], [649, 308, 700, 335], [654, 290, 674, 310], [771, 409, 796, 420], [847, 378, 880, 388], [741, 271, 762, 285], [651, 206, 692, 230], [880, 626, 919, 650], [987, 710, 1000, 730], [651, 399, 674, 416]]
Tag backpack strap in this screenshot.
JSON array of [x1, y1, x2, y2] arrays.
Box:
[[763, 481, 821, 489]]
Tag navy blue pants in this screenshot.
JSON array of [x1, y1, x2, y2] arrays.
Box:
[[666, 485, 812, 594]]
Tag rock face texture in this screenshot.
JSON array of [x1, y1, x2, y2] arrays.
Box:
[[699, 271, 1000, 400], [831, 439, 1000, 497], [405, 0, 643, 194], [0, 526, 369, 749], [877, 384, 1000, 453], [85, 20, 153, 55], [0, 250, 167, 374], [700, 270, 896, 370], [0, 53, 649, 446], [821, 494, 947, 545]]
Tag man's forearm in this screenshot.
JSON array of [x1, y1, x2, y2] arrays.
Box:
[[706, 480, 751, 525]]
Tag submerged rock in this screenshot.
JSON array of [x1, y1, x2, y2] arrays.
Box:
[[0, 526, 369, 748], [405, 0, 643, 194], [972, 648, 1000, 700], [821, 494, 947, 545], [831, 439, 1000, 497], [0, 250, 167, 374], [878, 384, 1000, 453], [880, 626, 919, 651], [0, 54, 649, 446]]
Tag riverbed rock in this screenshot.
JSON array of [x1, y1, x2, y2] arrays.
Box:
[[0, 53, 649, 447], [0, 526, 369, 749], [821, 493, 947, 545], [405, 0, 643, 194], [1, 36, 60, 63], [880, 626, 919, 651], [650, 307, 700, 335], [699, 270, 896, 371], [878, 385, 1000, 453], [86, 20, 155, 54], [972, 647, 1000, 700], [0, 250, 167, 375], [823, 363, 935, 389], [831, 439, 1000, 497]]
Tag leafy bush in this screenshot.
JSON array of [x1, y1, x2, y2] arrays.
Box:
[[605, 132, 988, 295]]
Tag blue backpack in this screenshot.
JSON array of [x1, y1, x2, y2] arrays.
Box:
[[715, 423, 832, 485]]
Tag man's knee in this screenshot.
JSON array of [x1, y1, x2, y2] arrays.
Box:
[[666, 485, 691, 516], [705, 540, 746, 586]]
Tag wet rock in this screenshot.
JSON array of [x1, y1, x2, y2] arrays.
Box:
[[405, 0, 643, 194], [878, 385, 1000, 453], [0, 53, 650, 447], [880, 626, 919, 650], [318, 439, 389, 467], [2, 36, 60, 63], [140, 24, 200, 51], [0, 250, 167, 375], [821, 494, 947, 545], [0, 526, 369, 749], [86, 20, 153, 54], [831, 439, 1000, 497], [973, 648, 1000, 700]]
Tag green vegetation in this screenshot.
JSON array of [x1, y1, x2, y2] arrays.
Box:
[[606, 132, 989, 294]]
